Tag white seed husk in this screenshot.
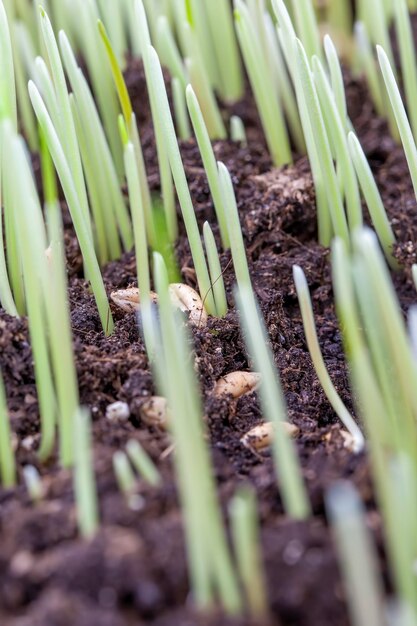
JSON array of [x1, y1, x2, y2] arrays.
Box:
[[106, 401, 130, 422]]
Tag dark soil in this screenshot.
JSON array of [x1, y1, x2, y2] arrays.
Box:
[[1, 40, 417, 626]]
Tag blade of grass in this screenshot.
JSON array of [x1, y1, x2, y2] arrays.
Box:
[[39, 6, 92, 236], [0, 369, 16, 488], [70, 96, 112, 264], [153, 252, 242, 613], [393, 0, 417, 142], [234, 0, 292, 167], [203, 221, 227, 318], [97, 0, 127, 68], [1, 126, 25, 314], [353, 230, 417, 439], [296, 38, 349, 245], [327, 0, 353, 39], [156, 15, 188, 89], [218, 162, 251, 290], [33, 56, 61, 130], [121, 125, 156, 357], [324, 35, 348, 130], [0, 0, 17, 127], [332, 235, 417, 617], [204, 0, 243, 102], [9, 18, 38, 149], [326, 482, 387, 626], [41, 129, 79, 467], [185, 53, 227, 141], [263, 11, 305, 154], [293, 265, 365, 451], [229, 486, 269, 620], [235, 285, 311, 519], [75, 0, 124, 180], [273, 0, 331, 245], [144, 44, 215, 314], [230, 115, 247, 144], [186, 0, 221, 94], [0, 181, 18, 316], [6, 126, 56, 460], [354, 22, 385, 116], [97, 17, 155, 245], [312, 55, 362, 231], [126, 439, 162, 487], [126, 6, 178, 241], [113, 450, 137, 499], [73, 408, 98, 538], [60, 30, 133, 253], [172, 77, 191, 140], [347, 131, 397, 268], [290, 0, 322, 61], [363, 0, 396, 68], [377, 46, 417, 183], [29, 80, 114, 334], [186, 85, 229, 248]]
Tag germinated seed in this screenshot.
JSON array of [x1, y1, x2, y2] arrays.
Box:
[[213, 371, 261, 399], [140, 396, 170, 430], [110, 287, 158, 313], [168, 283, 208, 326], [111, 284, 208, 326], [340, 429, 358, 453], [23, 465, 44, 503], [241, 421, 300, 452], [323, 428, 361, 453]]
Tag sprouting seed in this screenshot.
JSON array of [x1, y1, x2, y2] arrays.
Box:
[[241, 421, 300, 452], [140, 396, 170, 430], [111, 284, 208, 326], [110, 287, 158, 313], [340, 430, 361, 453], [213, 371, 261, 399], [168, 283, 208, 326], [23, 465, 44, 504]]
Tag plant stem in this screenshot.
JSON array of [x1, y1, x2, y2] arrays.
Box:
[[73, 408, 99, 538], [0, 370, 16, 488]]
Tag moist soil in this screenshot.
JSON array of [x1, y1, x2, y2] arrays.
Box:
[[1, 46, 417, 626]]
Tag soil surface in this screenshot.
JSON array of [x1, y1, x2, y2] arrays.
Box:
[[1, 31, 417, 626]]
